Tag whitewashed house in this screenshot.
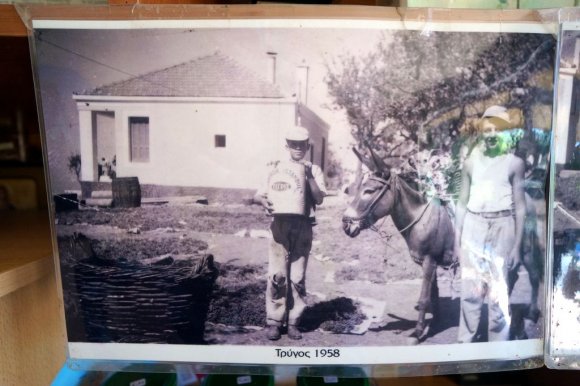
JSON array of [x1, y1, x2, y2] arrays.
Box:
[[73, 53, 329, 196]]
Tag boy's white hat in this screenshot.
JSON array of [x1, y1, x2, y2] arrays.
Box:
[[285, 125, 310, 141]]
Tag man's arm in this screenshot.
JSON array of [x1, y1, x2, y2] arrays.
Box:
[[454, 158, 472, 257], [508, 156, 526, 270], [253, 192, 274, 214], [304, 162, 325, 205], [254, 169, 274, 213]]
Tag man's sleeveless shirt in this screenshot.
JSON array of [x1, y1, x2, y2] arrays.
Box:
[[466, 150, 515, 213]]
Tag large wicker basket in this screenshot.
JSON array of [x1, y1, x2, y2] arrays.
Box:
[[61, 233, 218, 344]]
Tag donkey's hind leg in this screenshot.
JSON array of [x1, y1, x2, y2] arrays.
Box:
[[522, 196, 543, 323], [408, 256, 438, 345], [522, 250, 542, 323], [429, 275, 440, 326]]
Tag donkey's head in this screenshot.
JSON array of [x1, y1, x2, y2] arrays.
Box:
[[342, 147, 397, 238]]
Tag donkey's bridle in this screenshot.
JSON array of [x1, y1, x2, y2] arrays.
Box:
[[343, 173, 395, 226], [343, 172, 433, 236]]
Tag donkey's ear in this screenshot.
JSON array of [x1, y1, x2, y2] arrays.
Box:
[[368, 146, 393, 172], [352, 147, 376, 172], [352, 147, 365, 163]]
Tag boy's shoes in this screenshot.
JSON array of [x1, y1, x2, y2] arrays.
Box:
[[265, 325, 302, 340], [265, 325, 281, 341], [287, 325, 302, 340]]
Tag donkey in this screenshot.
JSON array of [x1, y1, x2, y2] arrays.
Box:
[[342, 148, 456, 343]]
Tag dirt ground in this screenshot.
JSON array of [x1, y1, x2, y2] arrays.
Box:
[[56, 195, 542, 347]]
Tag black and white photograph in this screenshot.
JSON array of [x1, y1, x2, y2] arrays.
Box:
[[549, 24, 580, 367], [32, 18, 554, 364]]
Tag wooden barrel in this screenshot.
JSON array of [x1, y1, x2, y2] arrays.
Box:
[[112, 177, 141, 208]]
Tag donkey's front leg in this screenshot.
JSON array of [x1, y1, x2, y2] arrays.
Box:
[[408, 255, 438, 345]]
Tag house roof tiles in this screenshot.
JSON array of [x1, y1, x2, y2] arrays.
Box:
[[82, 52, 284, 99]]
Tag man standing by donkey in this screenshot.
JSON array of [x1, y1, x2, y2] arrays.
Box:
[[455, 105, 526, 342], [254, 125, 326, 340]]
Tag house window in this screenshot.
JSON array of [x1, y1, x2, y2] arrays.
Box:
[[215, 135, 226, 148], [129, 117, 149, 162]]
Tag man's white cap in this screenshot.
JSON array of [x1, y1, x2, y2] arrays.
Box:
[[482, 105, 511, 125], [285, 125, 310, 141]]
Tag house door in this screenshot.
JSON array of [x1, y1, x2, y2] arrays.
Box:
[[93, 111, 116, 182]]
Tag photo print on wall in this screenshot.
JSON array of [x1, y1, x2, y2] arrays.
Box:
[[31, 13, 555, 366]]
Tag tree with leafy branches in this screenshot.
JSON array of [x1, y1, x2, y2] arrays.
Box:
[[326, 31, 555, 160]]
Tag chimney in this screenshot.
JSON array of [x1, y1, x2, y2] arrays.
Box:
[[296, 65, 309, 105], [267, 52, 277, 84]]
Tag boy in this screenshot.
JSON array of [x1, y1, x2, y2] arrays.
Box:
[[455, 106, 526, 342], [254, 125, 326, 340]]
